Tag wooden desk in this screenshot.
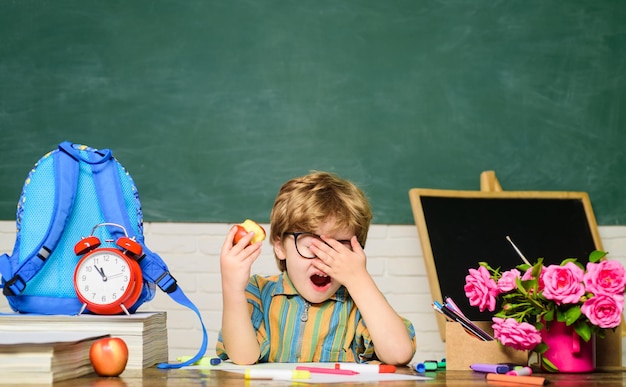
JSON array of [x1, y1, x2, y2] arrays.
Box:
[[51, 367, 626, 386]]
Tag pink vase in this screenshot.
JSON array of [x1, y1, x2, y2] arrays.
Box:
[[541, 321, 595, 373]]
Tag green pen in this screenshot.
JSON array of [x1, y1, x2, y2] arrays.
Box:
[[424, 361, 438, 371], [412, 359, 445, 373]]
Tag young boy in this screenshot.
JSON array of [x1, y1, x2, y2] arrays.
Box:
[[216, 171, 416, 365]]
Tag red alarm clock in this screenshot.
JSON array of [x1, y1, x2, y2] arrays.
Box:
[[73, 223, 143, 315]]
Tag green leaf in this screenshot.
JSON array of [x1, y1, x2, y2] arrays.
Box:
[[531, 261, 543, 278], [574, 322, 592, 342], [494, 311, 507, 318], [540, 355, 559, 373], [563, 259, 585, 270], [516, 278, 528, 296], [534, 342, 548, 354], [589, 250, 607, 263], [564, 306, 582, 326], [535, 321, 546, 332], [561, 257, 578, 265]]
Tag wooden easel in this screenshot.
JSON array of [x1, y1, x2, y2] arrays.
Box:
[[479, 170, 502, 192], [478, 170, 623, 369]]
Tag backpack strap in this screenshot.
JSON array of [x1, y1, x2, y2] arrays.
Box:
[[2, 142, 80, 296], [89, 147, 208, 369], [87, 145, 132, 241], [140, 248, 209, 369]]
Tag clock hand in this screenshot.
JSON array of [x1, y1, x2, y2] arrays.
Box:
[[107, 273, 126, 280], [93, 265, 108, 281], [93, 265, 104, 277]]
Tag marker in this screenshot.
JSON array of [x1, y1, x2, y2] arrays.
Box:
[[506, 366, 532, 376], [244, 369, 311, 380], [470, 363, 510, 374], [486, 373, 548, 385], [296, 366, 359, 375], [411, 363, 425, 373], [411, 361, 437, 373], [335, 363, 396, 373]]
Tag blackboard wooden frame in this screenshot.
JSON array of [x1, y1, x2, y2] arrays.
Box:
[[408, 187, 622, 368]]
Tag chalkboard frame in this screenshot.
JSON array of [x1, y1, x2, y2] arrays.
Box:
[[408, 187, 621, 367]]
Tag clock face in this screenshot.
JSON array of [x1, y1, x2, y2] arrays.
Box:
[[74, 250, 134, 306]]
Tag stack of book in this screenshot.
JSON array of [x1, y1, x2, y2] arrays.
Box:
[[0, 312, 168, 375], [0, 331, 109, 384]]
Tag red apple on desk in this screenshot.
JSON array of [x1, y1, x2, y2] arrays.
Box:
[[233, 219, 266, 245], [89, 337, 129, 377]]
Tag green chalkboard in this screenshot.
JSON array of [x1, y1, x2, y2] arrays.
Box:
[[1, 1, 625, 224]]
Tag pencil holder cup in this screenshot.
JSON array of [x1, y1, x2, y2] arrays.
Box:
[[445, 321, 528, 370]]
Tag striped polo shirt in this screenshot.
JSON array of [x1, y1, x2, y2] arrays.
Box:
[[216, 272, 416, 363]]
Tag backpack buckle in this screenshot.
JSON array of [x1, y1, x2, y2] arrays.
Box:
[[2, 275, 26, 296], [155, 271, 178, 294]]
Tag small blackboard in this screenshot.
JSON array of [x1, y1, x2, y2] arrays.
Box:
[[408, 188, 603, 338]]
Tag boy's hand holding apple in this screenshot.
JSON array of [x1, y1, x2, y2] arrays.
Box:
[[233, 219, 266, 245]]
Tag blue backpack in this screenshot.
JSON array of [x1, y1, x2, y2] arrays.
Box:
[[0, 141, 206, 369]]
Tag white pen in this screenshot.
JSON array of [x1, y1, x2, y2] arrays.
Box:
[[335, 363, 396, 373], [244, 369, 310, 380]]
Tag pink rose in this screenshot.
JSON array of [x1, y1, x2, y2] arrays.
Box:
[[584, 260, 626, 296], [492, 317, 542, 351], [581, 294, 624, 328], [541, 262, 585, 304], [498, 269, 521, 292], [464, 266, 499, 312], [522, 266, 545, 292], [522, 268, 534, 281]]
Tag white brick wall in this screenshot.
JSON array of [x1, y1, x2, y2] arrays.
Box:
[[1, 221, 626, 365]]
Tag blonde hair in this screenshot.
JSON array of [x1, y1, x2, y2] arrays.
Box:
[[269, 171, 373, 271]]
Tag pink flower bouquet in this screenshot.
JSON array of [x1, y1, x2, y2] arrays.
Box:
[[464, 250, 626, 371]]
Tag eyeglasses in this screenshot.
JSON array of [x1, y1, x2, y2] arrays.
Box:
[[283, 232, 359, 259]]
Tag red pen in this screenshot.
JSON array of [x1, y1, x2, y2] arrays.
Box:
[[296, 366, 359, 375], [335, 363, 396, 373]]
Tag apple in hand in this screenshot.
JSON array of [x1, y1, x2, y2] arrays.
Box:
[[233, 219, 266, 245], [89, 337, 129, 377]]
